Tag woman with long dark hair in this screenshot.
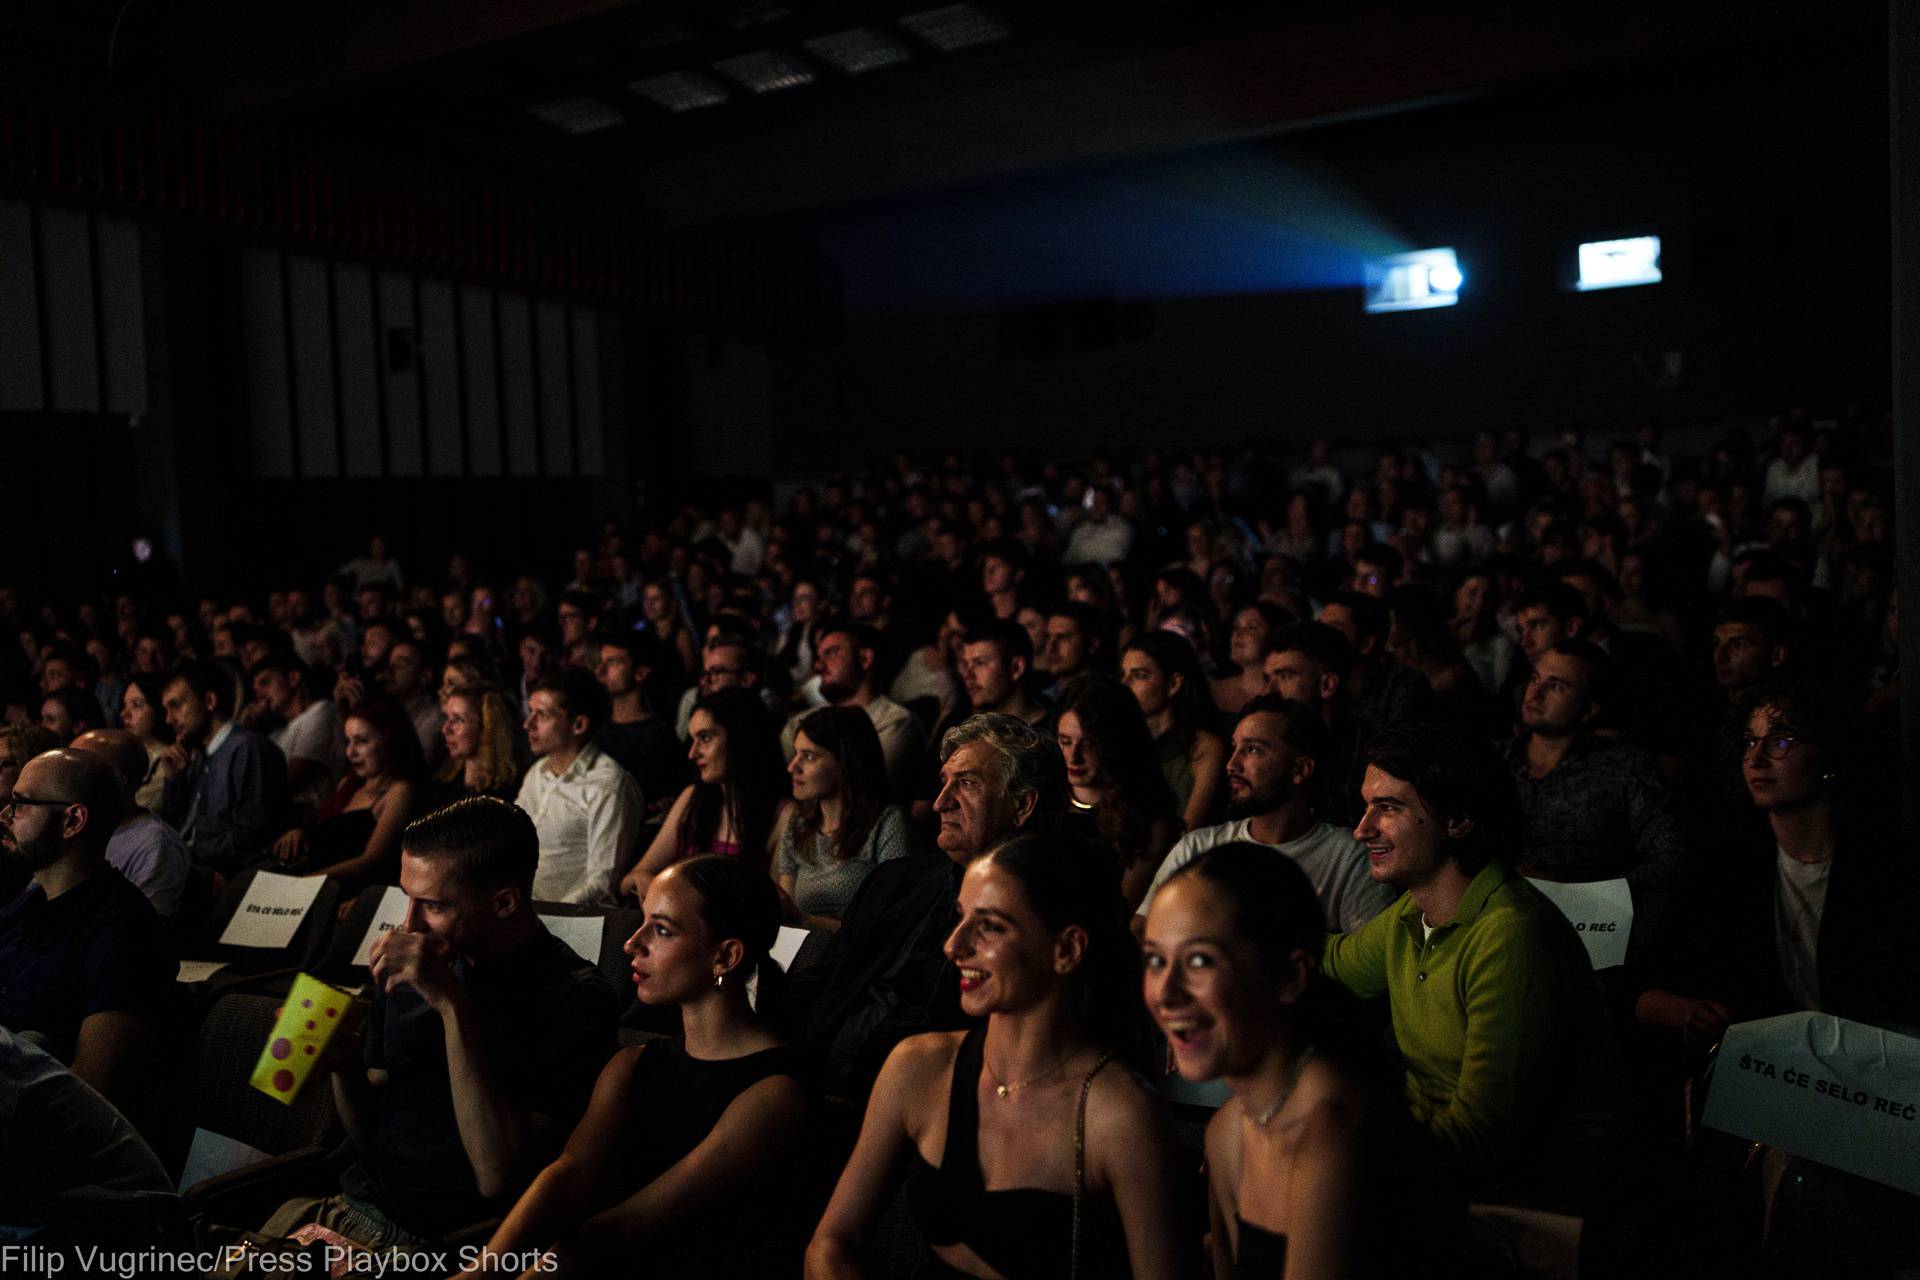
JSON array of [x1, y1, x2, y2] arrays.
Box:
[[808, 830, 1184, 1280], [119, 672, 173, 812], [1121, 631, 1227, 832], [621, 687, 789, 902], [268, 698, 425, 888], [1143, 842, 1468, 1278], [777, 706, 913, 932], [455, 855, 810, 1278], [1053, 675, 1182, 910]]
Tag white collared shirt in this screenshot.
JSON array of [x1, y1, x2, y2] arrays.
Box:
[[515, 743, 643, 907]]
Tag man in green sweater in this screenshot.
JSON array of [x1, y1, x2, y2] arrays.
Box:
[[1322, 721, 1621, 1210]]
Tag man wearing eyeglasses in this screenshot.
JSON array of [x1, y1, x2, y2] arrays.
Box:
[[0, 750, 171, 1111], [671, 628, 775, 740]]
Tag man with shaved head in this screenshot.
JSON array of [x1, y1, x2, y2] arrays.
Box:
[[70, 729, 191, 919], [0, 750, 172, 1109]]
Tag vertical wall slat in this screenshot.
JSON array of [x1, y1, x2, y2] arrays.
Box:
[[39, 205, 101, 411], [0, 200, 45, 411], [287, 254, 339, 477], [333, 261, 382, 477], [380, 270, 423, 477], [241, 248, 294, 477], [499, 292, 538, 478]]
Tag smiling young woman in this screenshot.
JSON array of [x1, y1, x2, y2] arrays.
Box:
[[1142, 842, 1479, 1280], [806, 830, 1183, 1280]]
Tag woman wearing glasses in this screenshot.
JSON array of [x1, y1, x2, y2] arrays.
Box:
[[427, 687, 526, 808], [1634, 681, 1916, 1046]]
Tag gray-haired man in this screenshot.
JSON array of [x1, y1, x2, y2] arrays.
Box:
[[791, 713, 1066, 1101]]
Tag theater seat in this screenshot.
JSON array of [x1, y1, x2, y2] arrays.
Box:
[[531, 899, 647, 1006], [177, 993, 348, 1238], [190, 868, 345, 977]]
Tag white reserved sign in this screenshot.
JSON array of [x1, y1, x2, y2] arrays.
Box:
[[1525, 877, 1633, 970], [351, 886, 412, 967], [540, 914, 605, 964], [217, 872, 326, 950], [770, 926, 810, 972], [1703, 1013, 1920, 1195]]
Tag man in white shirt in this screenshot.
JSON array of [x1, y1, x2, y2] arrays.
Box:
[[779, 622, 927, 804], [514, 669, 642, 907], [1135, 694, 1393, 936]]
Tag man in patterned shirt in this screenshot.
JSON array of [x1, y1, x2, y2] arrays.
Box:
[[1499, 639, 1688, 894]]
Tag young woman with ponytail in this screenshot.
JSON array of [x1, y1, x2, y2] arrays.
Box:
[[456, 855, 810, 1277]]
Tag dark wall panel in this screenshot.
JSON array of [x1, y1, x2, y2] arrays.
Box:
[[573, 309, 605, 475], [536, 300, 573, 476], [379, 271, 423, 477], [96, 218, 147, 414], [418, 279, 463, 478], [0, 202, 45, 411], [498, 293, 539, 478], [287, 255, 339, 478], [38, 207, 101, 412], [334, 263, 383, 478], [459, 286, 502, 477], [240, 249, 294, 477]]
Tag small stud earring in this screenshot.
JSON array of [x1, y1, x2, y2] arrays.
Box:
[[715, 973, 724, 990]]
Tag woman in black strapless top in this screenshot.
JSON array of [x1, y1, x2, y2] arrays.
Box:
[[1143, 842, 1479, 1280], [808, 831, 1186, 1280], [455, 856, 810, 1280], [264, 699, 422, 892]]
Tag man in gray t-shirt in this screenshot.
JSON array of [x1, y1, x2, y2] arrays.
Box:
[[1134, 695, 1394, 935]]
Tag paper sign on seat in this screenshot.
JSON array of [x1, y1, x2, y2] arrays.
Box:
[[218, 872, 327, 950], [1525, 876, 1633, 970], [540, 913, 605, 964], [176, 960, 229, 984], [1702, 1012, 1920, 1196], [770, 926, 810, 972], [351, 886, 412, 967]]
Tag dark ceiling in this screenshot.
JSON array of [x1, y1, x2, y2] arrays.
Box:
[[2, 0, 1877, 230]]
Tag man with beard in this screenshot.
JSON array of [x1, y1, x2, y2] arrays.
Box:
[[780, 621, 926, 802], [0, 750, 171, 1111], [1134, 694, 1392, 936]]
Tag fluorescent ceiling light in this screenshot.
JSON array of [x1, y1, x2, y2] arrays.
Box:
[[712, 49, 817, 95], [900, 4, 1011, 53], [804, 27, 914, 75], [526, 97, 625, 135], [629, 71, 731, 113]]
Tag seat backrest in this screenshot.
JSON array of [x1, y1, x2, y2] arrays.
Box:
[[310, 884, 406, 987], [531, 901, 646, 1010], [193, 868, 345, 974], [189, 993, 343, 1159]]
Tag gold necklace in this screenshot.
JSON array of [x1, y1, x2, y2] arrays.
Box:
[[984, 1047, 1080, 1099], [1247, 1047, 1315, 1127]]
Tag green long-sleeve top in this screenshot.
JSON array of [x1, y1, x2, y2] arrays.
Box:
[[1321, 859, 1622, 1208]]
